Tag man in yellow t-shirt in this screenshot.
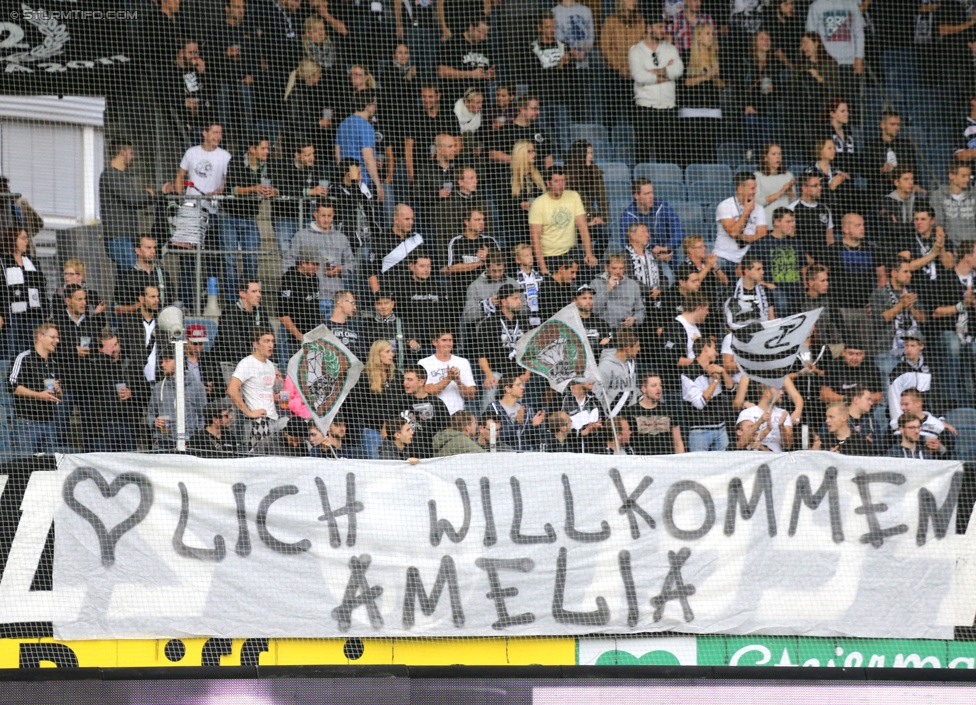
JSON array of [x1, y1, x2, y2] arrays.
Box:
[[528, 167, 597, 275]]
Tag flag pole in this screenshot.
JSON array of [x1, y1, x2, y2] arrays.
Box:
[[597, 385, 621, 451]]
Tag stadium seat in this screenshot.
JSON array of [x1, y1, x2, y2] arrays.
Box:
[[611, 123, 636, 166], [925, 143, 956, 185], [599, 161, 632, 184], [717, 143, 749, 169], [605, 180, 632, 204], [688, 181, 733, 208], [685, 164, 733, 186], [634, 162, 682, 184], [946, 408, 976, 462], [568, 123, 612, 162], [788, 164, 810, 178], [653, 180, 687, 204], [0, 405, 15, 460], [609, 197, 631, 231], [672, 202, 706, 240], [185, 318, 218, 353]]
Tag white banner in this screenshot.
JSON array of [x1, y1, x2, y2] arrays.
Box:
[[45, 452, 976, 640]]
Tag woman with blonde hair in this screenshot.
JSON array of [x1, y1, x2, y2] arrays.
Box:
[[349, 338, 401, 459], [505, 140, 546, 242], [303, 15, 338, 75], [678, 24, 724, 165], [285, 58, 336, 158]]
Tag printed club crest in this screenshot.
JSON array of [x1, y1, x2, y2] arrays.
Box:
[[299, 339, 350, 417], [521, 320, 586, 384]]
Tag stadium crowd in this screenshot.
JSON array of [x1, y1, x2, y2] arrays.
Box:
[[2, 0, 975, 461]]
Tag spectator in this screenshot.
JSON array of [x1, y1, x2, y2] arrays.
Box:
[[621, 223, 663, 319], [462, 250, 519, 324], [83, 328, 136, 452], [813, 137, 854, 219], [601, 416, 635, 455], [188, 398, 240, 456], [798, 264, 843, 350], [886, 333, 933, 426], [792, 32, 842, 146], [678, 24, 724, 166], [681, 235, 728, 311], [819, 213, 884, 329], [681, 336, 732, 452], [930, 240, 976, 405], [894, 205, 952, 303], [659, 291, 711, 390], [896, 387, 956, 457], [763, 0, 804, 67], [539, 411, 580, 453], [435, 166, 491, 262], [741, 33, 783, 152], [629, 13, 684, 165], [227, 327, 281, 450], [437, 17, 495, 103], [260, 417, 317, 457], [416, 134, 459, 225], [529, 166, 597, 275], [211, 0, 259, 147], [574, 283, 615, 351], [931, 160, 976, 250], [8, 322, 61, 454], [869, 259, 926, 378], [736, 384, 793, 452], [591, 253, 646, 330], [115, 236, 177, 318], [389, 0, 431, 83], [278, 246, 324, 360], [284, 61, 338, 171], [749, 207, 804, 315], [486, 372, 546, 452], [713, 171, 768, 276], [396, 364, 451, 459], [876, 166, 920, 255], [332, 157, 382, 256], [595, 327, 641, 415], [484, 85, 517, 132], [813, 402, 874, 455], [565, 140, 611, 261], [335, 89, 385, 201], [525, 11, 578, 124], [257, 0, 303, 125], [957, 94, 976, 163], [418, 327, 477, 415], [489, 95, 555, 171], [184, 324, 222, 398], [553, 0, 596, 100], [405, 85, 456, 184], [99, 139, 156, 275], [57, 259, 107, 325], [656, 263, 704, 333], [302, 12, 342, 80], [560, 380, 603, 448], [600, 0, 645, 129], [433, 410, 486, 456], [213, 280, 265, 364], [145, 347, 207, 450], [474, 283, 528, 410], [621, 372, 685, 454], [863, 110, 921, 199], [452, 88, 486, 159], [377, 417, 421, 462], [789, 169, 835, 261], [508, 243, 544, 327], [270, 139, 330, 253], [668, 0, 714, 52], [729, 255, 775, 323], [735, 418, 773, 451], [50, 285, 100, 446], [166, 40, 216, 141], [361, 290, 420, 371], [222, 135, 274, 303], [845, 384, 880, 445], [477, 408, 521, 452], [806, 0, 864, 79], [283, 202, 355, 319], [0, 227, 47, 358], [754, 144, 796, 224], [319, 416, 356, 459], [821, 344, 884, 404], [327, 290, 362, 359], [118, 285, 161, 441], [367, 204, 424, 295], [349, 339, 404, 459], [539, 255, 582, 320], [503, 140, 546, 243], [886, 413, 933, 459], [401, 251, 449, 343]]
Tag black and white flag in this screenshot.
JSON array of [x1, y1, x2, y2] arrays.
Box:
[[725, 300, 822, 387]]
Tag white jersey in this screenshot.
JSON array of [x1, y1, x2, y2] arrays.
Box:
[[179, 145, 232, 214]]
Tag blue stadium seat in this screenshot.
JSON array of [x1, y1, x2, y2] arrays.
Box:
[[685, 163, 733, 186], [609, 197, 632, 231], [671, 202, 706, 240], [605, 180, 632, 204], [568, 123, 612, 162], [653, 180, 687, 204], [599, 161, 632, 183], [0, 405, 14, 460], [946, 408, 976, 462], [611, 123, 636, 166], [788, 164, 811, 178], [634, 162, 682, 184], [688, 180, 733, 207], [925, 143, 955, 185], [185, 318, 218, 353], [717, 143, 748, 169]]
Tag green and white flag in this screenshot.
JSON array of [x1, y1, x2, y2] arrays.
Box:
[[515, 303, 601, 393], [287, 324, 363, 435]]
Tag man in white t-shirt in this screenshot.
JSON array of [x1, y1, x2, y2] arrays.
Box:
[[735, 383, 793, 452], [712, 171, 767, 276], [419, 326, 477, 415], [227, 326, 281, 449]]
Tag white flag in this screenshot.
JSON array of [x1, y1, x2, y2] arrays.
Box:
[[287, 324, 364, 435], [515, 303, 601, 393], [725, 306, 823, 388]]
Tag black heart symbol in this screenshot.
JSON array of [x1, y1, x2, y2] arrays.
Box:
[[62, 467, 154, 567]]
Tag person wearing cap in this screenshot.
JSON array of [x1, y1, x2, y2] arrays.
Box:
[[184, 323, 222, 398], [628, 11, 683, 166], [282, 202, 355, 320], [188, 398, 240, 456], [574, 283, 615, 351], [870, 257, 927, 381], [886, 333, 933, 428], [279, 244, 324, 363], [474, 282, 529, 411], [145, 345, 207, 450], [361, 290, 420, 372]]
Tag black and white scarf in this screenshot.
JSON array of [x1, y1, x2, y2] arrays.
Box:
[[625, 245, 661, 292], [730, 277, 770, 323], [885, 283, 920, 355]]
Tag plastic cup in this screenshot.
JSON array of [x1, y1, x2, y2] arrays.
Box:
[[44, 378, 56, 393], [159, 415, 172, 434], [80, 336, 91, 349]]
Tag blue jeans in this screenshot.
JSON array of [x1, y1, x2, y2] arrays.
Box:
[[938, 331, 976, 406], [217, 81, 255, 146], [688, 426, 729, 452], [105, 237, 137, 271], [874, 351, 902, 386], [362, 427, 383, 460], [478, 369, 502, 414], [16, 419, 57, 456], [273, 218, 300, 254], [219, 214, 261, 302]]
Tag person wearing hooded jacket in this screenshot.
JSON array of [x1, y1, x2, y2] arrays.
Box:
[[594, 328, 641, 417]]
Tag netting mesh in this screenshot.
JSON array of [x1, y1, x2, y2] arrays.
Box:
[[2, 0, 976, 667]]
